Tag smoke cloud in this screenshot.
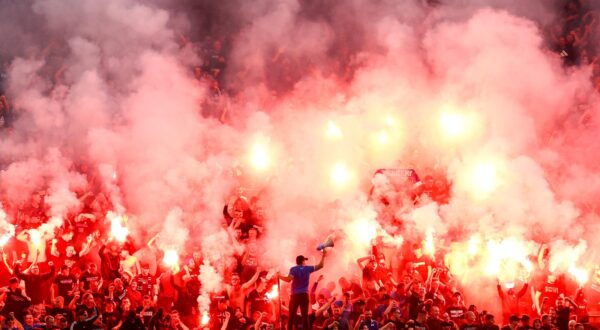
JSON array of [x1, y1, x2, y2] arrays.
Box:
[[0, 0, 599, 316]]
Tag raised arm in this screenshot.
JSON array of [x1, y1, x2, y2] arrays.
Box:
[[220, 312, 231, 330], [356, 256, 372, 269], [242, 268, 261, 290], [1, 250, 13, 275], [79, 236, 94, 257], [565, 296, 579, 309], [315, 250, 327, 272], [311, 274, 324, 303], [496, 279, 504, 299], [317, 296, 335, 317]]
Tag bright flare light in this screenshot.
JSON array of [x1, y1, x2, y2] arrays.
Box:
[[439, 111, 468, 138], [163, 249, 180, 267], [330, 162, 351, 187], [484, 238, 531, 281], [326, 120, 343, 139], [471, 162, 499, 196], [0, 234, 10, 247], [265, 284, 279, 300], [569, 265, 589, 287], [348, 218, 379, 246], [384, 115, 396, 126], [201, 311, 210, 326], [249, 141, 270, 171], [423, 228, 435, 258], [108, 212, 129, 243], [376, 130, 390, 145], [467, 234, 482, 256], [29, 229, 42, 247]]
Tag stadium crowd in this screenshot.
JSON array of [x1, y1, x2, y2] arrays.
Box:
[[0, 170, 596, 330], [0, 0, 598, 330]]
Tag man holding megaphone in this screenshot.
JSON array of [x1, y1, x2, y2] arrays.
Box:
[[279, 242, 329, 330]]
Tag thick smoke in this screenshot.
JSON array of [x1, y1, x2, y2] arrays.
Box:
[[1, 0, 599, 316]]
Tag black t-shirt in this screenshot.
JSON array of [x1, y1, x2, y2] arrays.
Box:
[[387, 320, 405, 330], [2, 288, 31, 319], [54, 274, 77, 298], [80, 271, 101, 290], [555, 306, 570, 330], [247, 289, 270, 314], [414, 321, 428, 330], [446, 306, 466, 324], [482, 325, 500, 330], [103, 311, 120, 329], [227, 315, 251, 330], [408, 294, 423, 320], [461, 324, 481, 330], [133, 274, 155, 296], [441, 321, 454, 330], [425, 290, 445, 308], [427, 318, 442, 330], [211, 307, 235, 330], [136, 306, 156, 325], [75, 304, 96, 317]]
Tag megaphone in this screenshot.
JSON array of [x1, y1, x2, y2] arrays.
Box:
[[316, 237, 334, 251]]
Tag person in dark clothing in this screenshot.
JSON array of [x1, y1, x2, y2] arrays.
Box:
[[99, 243, 120, 281], [79, 263, 100, 291], [554, 296, 577, 330], [70, 305, 99, 330], [119, 310, 145, 330], [14, 261, 55, 305], [501, 315, 520, 330], [279, 250, 327, 330], [482, 314, 500, 330], [518, 315, 533, 330], [0, 277, 31, 321]]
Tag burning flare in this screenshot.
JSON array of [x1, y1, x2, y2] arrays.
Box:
[[163, 249, 180, 268], [249, 140, 271, 171], [470, 161, 499, 197], [568, 265, 589, 287], [330, 162, 351, 187], [108, 212, 129, 243], [265, 284, 279, 300], [326, 120, 343, 139], [439, 111, 469, 138], [200, 310, 210, 326], [29, 229, 42, 247], [423, 228, 435, 258]]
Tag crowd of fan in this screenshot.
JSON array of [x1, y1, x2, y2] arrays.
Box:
[[0, 1, 599, 330], [0, 173, 596, 330]]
